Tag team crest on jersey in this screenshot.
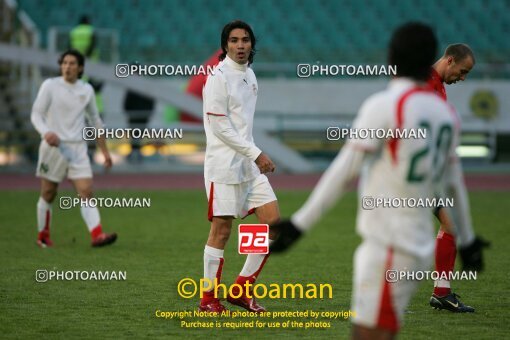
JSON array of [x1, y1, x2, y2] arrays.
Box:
[[79, 94, 86, 103], [252, 84, 257, 96]]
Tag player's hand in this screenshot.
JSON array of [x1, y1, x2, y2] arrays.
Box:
[[44, 132, 60, 147], [103, 152, 113, 169], [270, 219, 303, 253], [255, 153, 276, 174], [459, 235, 490, 272]]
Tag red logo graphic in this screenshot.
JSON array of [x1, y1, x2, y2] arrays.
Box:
[[238, 224, 269, 254]]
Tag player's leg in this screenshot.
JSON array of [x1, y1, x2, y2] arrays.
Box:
[[351, 241, 398, 339], [256, 200, 281, 238], [351, 240, 430, 339], [67, 142, 116, 247], [200, 216, 234, 312], [351, 325, 394, 340], [241, 200, 280, 280], [71, 178, 117, 247], [36, 178, 59, 247], [228, 175, 278, 312], [433, 207, 456, 297], [430, 207, 474, 312], [200, 180, 238, 312], [35, 139, 66, 247]]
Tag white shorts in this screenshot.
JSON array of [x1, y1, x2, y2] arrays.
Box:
[[36, 140, 92, 183], [351, 239, 431, 332], [205, 174, 277, 221]]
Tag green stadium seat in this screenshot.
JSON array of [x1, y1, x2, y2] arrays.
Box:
[[16, 0, 510, 65]]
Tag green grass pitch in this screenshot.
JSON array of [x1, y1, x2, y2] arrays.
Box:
[[0, 189, 508, 339]]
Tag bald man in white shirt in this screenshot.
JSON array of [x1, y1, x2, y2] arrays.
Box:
[[31, 49, 117, 248], [199, 20, 280, 313]]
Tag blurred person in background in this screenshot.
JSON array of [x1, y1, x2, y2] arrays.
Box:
[[31, 49, 117, 248], [123, 62, 155, 163]]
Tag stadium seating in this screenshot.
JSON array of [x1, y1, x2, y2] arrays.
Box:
[[16, 0, 510, 64]]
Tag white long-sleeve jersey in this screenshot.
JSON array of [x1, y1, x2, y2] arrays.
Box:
[[31, 77, 104, 142], [203, 55, 262, 184]]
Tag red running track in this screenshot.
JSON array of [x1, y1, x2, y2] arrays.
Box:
[[1, 173, 509, 191]]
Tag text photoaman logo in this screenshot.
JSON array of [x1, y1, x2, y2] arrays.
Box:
[[59, 196, 151, 210], [115, 64, 215, 77], [297, 64, 397, 78], [35, 270, 127, 282], [361, 196, 454, 210], [83, 127, 183, 141], [385, 270, 477, 283], [326, 127, 426, 141]]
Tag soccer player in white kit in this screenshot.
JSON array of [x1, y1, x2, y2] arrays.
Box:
[[200, 20, 280, 313], [31, 49, 117, 248], [271, 23, 456, 339]]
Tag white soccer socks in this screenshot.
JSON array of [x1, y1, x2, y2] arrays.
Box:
[[37, 196, 52, 233], [202, 245, 225, 302], [80, 205, 102, 238], [236, 239, 274, 286]]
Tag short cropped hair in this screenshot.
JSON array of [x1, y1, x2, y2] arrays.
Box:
[[444, 43, 475, 64]]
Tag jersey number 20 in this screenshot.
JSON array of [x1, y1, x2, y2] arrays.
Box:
[[407, 121, 453, 183]]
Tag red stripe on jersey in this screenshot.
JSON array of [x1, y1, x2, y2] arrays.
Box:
[[377, 247, 399, 332], [206, 112, 226, 116], [387, 87, 431, 165], [207, 182, 215, 221]]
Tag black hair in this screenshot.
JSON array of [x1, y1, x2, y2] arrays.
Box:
[[444, 44, 475, 64], [388, 22, 437, 81], [58, 49, 85, 78], [219, 20, 256, 65]]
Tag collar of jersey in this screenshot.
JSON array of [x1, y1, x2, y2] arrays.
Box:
[[58, 76, 80, 87], [430, 67, 443, 82], [224, 55, 248, 72]]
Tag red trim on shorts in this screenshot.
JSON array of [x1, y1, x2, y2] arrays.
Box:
[[241, 208, 257, 219], [206, 112, 226, 116], [207, 182, 215, 221], [387, 87, 431, 165], [377, 247, 399, 332]]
